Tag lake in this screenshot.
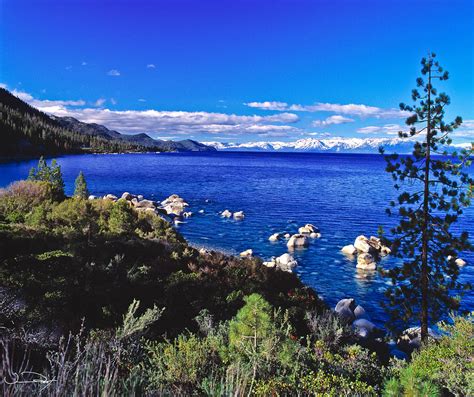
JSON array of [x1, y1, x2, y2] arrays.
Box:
[[1, 151, 472, 326]]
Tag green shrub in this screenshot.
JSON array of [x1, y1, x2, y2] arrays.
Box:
[[145, 333, 221, 391], [49, 198, 97, 237], [108, 199, 136, 235], [0, 180, 53, 223], [384, 314, 474, 396]]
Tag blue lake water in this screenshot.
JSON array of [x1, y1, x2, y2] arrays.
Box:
[[0, 152, 473, 327]]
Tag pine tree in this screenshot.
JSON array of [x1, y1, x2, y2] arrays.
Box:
[[27, 157, 65, 201], [380, 53, 473, 340], [74, 171, 89, 199], [50, 159, 65, 200]]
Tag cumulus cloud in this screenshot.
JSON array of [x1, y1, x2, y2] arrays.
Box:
[[357, 124, 404, 135], [81, 61, 87, 66], [107, 69, 121, 76], [245, 101, 408, 118], [15, 89, 300, 138], [138, 98, 147, 102], [0, 83, 7, 89], [146, 64, 156, 69], [312, 115, 354, 127]]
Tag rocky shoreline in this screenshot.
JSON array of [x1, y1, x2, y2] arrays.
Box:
[[91, 190, 467, 360]]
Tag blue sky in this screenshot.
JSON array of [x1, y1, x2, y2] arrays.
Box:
[[1, 0, 473, 142]]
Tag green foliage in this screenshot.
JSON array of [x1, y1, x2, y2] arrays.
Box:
[[254, 370, 377, 397], [306, 309, 353, 350], [380, 54, 473, 335], [116, 299, 163, 340], [384, 314, 474, 396], [49, 198, 97, 237], [108, 199, 136, 235], [228, 293, 273, 357], [27, 157, 65, 200], [0, 180, 53, 223], [74, 171, 89, 199], [145, 332, 222, 391]]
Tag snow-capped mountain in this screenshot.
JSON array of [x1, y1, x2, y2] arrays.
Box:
[[203, 137, 419, 153]]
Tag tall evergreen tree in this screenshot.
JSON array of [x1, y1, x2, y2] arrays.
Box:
[[74, 171, 89, 199], [380, 53, 473, 340], [28, 157, 65, 200]]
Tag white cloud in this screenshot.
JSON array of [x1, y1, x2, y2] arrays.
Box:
[[312, 115, 354, 127], [357, 124, 404, 135], [146, 64, 156, 69], [12, 90, 85, 109], [107, 69, 121, 76], [454, 120, 474, 138], [94, 98, 106, 107], [81, 61, 87, 66], [307, 132, 333, 137], [110, 98, 117, 105], [245, 101, 289, 111], [0, 83, 7, 89], [138, 98, 147, 102], [15, 89, 300, 137], [245, 101, 408, 118], [65, 66, 73, 71]]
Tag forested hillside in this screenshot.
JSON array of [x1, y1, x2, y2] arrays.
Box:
[[0, 88, 214, 157]]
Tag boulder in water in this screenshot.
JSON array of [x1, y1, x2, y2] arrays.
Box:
[[287, 234, 309, 249], [221, 209, 232, 218], [356, 253, 377, 270], [269, 233, 281, 242], [233, 211, 245, 220], [341, 244, 357, 256], [354, 235, 375, 253]]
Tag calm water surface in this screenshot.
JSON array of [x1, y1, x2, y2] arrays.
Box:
[[1, 152, 472, 326]]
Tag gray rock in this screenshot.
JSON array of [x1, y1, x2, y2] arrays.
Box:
[[335, 298, 356, 313], [121, 192, 133, 201], [353, 305, 369, 320], [287, 234, 309, 248]]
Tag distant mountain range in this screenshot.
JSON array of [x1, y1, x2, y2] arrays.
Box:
[[204, 138, 471, 154], [52, 116, 214, 152], [0, 88, 214, 157]]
